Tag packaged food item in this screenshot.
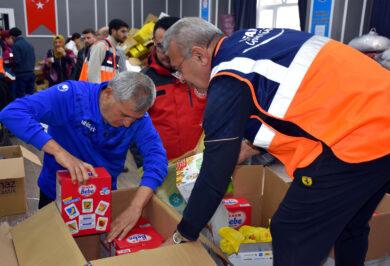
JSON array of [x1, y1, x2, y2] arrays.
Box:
[[222, 197, 252, 229], [56, 167, 112, 236], [112, 217, 164, 255]]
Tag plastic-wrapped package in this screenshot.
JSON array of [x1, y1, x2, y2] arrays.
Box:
[[348, 29, 390, 52], [374, 48, 390, 70]]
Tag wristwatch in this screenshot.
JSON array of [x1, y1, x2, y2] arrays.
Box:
[[172, 230, 189, 244]]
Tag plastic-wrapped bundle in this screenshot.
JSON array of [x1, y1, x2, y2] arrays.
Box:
[[349, 29, 390, 52], [375, 48, 390, 70]]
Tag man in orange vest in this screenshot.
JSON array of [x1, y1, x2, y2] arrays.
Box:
[[79, 19, 129, 83], [161, 18, 390, 265]]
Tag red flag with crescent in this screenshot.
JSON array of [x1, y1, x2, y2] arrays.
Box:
[[25, 0, 57, 35]]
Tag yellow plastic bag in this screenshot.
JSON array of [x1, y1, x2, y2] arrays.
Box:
[[218, 227, 245, 254], [239, 225, 272, 243]]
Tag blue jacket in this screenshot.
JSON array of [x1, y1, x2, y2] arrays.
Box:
[[0, 80, 168, 199], [12, 36, 35, 74]]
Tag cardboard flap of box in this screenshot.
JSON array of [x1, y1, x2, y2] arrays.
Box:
[[261, 165, 291, 227], [90, 242, 216, 266], [0, 223, 18, 266], [232, 165, 263, 226], [19, 146, 42, 166], [111, 188, 182, 239], [376, 193, 390, 213], [11, 203, 87, 266], [366, 194, 390, 260], [0, 157, 24, 180]]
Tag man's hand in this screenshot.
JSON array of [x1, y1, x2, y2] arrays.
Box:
[[43, 139, 96, 183], [106, 186, 153, 243], [237, 140, 261, 164]]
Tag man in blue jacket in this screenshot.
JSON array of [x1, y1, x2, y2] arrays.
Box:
[[0, 71, 168, 241]]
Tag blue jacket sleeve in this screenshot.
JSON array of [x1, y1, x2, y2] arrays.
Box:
[[0, 82, 75, 150], [133, 114, 168, 190]]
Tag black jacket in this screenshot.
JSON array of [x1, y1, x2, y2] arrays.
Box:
[[12, 37, 35, 74]]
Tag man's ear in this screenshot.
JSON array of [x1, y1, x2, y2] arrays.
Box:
[[191, 46, 210, 66], [102, 86, 113, 98]]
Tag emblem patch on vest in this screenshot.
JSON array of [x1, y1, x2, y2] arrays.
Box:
[[301, 176, 313, 187]]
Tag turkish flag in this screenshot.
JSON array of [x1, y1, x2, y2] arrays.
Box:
[[25, 0, 57, 35]]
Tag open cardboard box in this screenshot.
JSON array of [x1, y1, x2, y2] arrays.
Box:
[[0, 188, 216, 266], [228, 164, 390, 263], [0, 145, 41, 217]]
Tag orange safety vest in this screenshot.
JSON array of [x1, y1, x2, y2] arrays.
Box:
[[211, 29, 390, 177], [0, 52, 4, 75], [79, 39, 119, 82]]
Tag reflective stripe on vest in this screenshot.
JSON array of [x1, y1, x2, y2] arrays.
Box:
[[211, 35, 329, 150], [78, 39, 118, 82], [0, 58, 4, 74]]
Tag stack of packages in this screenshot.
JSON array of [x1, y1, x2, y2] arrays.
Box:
[[121, 13, 158, 67], [56, 167, 163, 256]]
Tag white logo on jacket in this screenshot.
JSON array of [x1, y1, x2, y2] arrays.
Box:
[[57, 84, 69, 92]]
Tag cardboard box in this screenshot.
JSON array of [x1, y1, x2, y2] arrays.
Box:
[[0, 145, 41, 217], [222, 198, 252, 229], [228, 164, 390, 263], [228, 243, 273, 266], [56, 167, 112, 236], [0, 188, 216, 265], [112, 217, 163, 255]]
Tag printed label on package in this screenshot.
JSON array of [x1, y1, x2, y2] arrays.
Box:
[[79, 214, 96, 230], [82, 198, 93, 213], [100, 187, 110, 195], [65, 203, 80, 219], [63, 196, 80, 205], [78, 184, 96, 197], [95, 200, 109, 216], [228, 211, 247, 228], [222, 199, 239, 205], [66, 220, 79, 234], [96, 216, 108, 231], [126, 234, 152, 244]]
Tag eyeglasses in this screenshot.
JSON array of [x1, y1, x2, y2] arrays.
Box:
[[173, 33, 220, 77]]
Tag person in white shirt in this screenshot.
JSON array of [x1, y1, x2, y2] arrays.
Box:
[[65, 32, 81, 56]]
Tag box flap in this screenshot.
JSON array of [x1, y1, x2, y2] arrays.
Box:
[[0, 223, 18, 266], [20, 146, 42, 166], [11, 203, 87, 266], [261, 166, 291, 227], [0, 157, 24, 180], [232, 165, 263, 226], [376, 193, 390, 214], [91, 242, 216, 266], [0, 145, 22, 158], [366, 212, 390, 260]]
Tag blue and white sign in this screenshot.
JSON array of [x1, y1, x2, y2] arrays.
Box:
[[309, 0, 334, 37], [200, 0, 210, 21]]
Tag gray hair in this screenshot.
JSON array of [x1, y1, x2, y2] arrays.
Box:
[[108, 71, 156, 113], [163, 17, 222, 58]]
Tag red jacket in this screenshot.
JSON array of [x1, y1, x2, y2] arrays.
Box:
[[143, 51, 206, 160]]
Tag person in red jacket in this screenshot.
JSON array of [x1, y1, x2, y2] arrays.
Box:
[[143, 17, 206, 160]]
